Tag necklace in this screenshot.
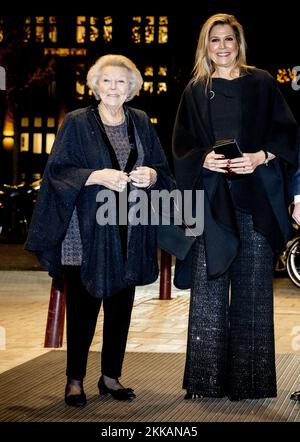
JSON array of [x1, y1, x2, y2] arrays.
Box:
[[98, 104, 125, 126]]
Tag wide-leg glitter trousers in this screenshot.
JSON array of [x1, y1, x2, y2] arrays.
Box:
[[183, 210, 277, 399]]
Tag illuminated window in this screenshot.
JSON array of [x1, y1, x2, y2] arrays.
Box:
[[158, 66, 167, 76], [132, 16, 141, 44], [132, 16, 168, 44], [19, 116, 56, 154], [34, 117, 42, 127], [33, 133, 42, 154], [21, 117, 29, 127], [47, 117, 55, 127], [90, 17, 99, 42], [157, 82, 167, 94], [46, 133, 55, 154], [145, 16, 155, 44], [145, 66, 154, 76], [23, 16, 57, 43], [277, 68, 296, 84], [76, 16, 112, 44], [20, 133, 29, 152], [158, 16, 168, 44], [76, 16, 86, 43], [150, 117, 158, 124], [23, 17, 31, 43], [75, 64, 88, 99], [103, 16, 113, 42], [143, 82, 154, 93], [36, 16, 45, 43]]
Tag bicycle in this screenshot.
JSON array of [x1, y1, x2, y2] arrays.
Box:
[[276, 220, 300, 288]]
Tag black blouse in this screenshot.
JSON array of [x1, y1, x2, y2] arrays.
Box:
[[210, 77, 241, 141], [210, 77, 252, 211]]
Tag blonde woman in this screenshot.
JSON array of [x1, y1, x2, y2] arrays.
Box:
[[173, 14, 299, 400]]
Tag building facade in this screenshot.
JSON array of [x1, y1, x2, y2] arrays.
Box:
[[0, 15, 190, 183], [0, 14, 298, 184]]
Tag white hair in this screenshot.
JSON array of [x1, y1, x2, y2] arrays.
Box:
[[87, 54, 143, 101]]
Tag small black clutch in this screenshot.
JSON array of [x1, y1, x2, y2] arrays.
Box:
[[214, 138, 243, 159]]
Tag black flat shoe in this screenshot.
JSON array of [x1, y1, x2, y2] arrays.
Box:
[[290, 390, 300, 401], [98, 376, 136, 401], [65, 380, 87, 407]]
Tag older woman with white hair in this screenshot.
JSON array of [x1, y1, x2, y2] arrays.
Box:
[[25, 54, 175, 406]]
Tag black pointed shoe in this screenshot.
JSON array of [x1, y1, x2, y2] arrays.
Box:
[[290, 390, 300, 401], [64, 380, 87, 407], [98, 376, 136, 400]]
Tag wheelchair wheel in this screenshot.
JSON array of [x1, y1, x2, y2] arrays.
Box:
[[286, 237, 300, 288]]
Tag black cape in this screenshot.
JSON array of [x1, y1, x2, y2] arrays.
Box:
[[172, 68, 299, 287], [25, 105, 176, 298]]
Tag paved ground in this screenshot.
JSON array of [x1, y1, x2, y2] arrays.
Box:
[[0, 269, 300, 375]]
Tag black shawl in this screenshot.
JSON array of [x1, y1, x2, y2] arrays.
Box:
[[25, 105, 176, 298], [173, 68, 299, 283]]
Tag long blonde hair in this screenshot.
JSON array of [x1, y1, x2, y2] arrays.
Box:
[[192, 13, 250, 89]]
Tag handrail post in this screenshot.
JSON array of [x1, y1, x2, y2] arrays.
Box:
[[44, 278, 66, 348]]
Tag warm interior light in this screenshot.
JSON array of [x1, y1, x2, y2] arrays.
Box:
[[2, 136, 14, 150], [3, 114, 14, 137], [3, 108, 15, 149]]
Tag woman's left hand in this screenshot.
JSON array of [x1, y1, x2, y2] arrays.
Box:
[[229, 151, 270, 174], [129, 166, 157, 188]]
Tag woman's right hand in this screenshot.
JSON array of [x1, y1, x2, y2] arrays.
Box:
[[203, 151, 229, 173], [85, 169, 130, 192]]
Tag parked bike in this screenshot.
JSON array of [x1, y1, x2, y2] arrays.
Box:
[[275, 206, 300, 288], [276, 232, 300, 288]]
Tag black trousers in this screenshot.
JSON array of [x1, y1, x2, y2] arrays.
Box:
[[65, 266, 135, 380], [183, 210, 277, 399]]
